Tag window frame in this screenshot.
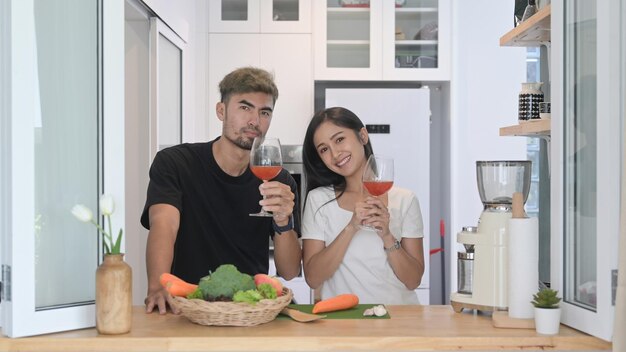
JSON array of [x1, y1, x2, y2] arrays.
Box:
[[551, 0, 619, 341], [0, 0, 125, 337]]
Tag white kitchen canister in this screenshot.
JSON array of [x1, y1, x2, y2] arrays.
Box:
[[518, 82, 544, 122]]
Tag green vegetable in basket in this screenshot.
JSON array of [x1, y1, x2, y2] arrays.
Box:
[[199, 264, 256, 301], [257, 283, 277, 299], [233, 289, 263, 304], [186, 287, 203, 300]]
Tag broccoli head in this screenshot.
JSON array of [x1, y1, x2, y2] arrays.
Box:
[[199, 264, 256, 301]]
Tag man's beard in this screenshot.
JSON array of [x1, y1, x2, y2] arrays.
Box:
[[226, 128, 260, 150]]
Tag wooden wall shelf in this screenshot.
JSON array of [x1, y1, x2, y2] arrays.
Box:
[[500, 119, 551, 137], [500, 4, 551, 47]]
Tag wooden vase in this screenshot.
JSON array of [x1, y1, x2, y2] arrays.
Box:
[[96, 254, 132, 334]]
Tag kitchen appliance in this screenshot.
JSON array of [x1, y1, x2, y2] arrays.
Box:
[[450, 161, 532, 312], [323, 87, 431, 304], [456, 227, 476, 295]]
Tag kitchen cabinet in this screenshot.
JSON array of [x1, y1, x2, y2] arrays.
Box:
[[313, 0, 450, 81], [207, 33, 313, 144], [209, 0, 311, 33], [499, 4, 551, 138]]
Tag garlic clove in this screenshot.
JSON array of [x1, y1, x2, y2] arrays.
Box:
[[363, 308, 375, 316], [373, 305, 387, 317]]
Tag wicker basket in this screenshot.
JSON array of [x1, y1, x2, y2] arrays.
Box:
[[173, 288, 293, 326]]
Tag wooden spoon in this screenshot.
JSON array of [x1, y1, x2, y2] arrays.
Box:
[[280, 307, 325, 322]]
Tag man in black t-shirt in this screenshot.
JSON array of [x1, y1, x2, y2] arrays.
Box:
[[142, 67, 302, 314]]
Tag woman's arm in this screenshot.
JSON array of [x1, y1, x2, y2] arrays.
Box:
[[363, 195, 425, 290], [302, 221, 359, 289], [383, 236, 425, 290]]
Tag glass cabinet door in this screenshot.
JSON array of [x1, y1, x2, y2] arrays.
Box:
[[209, 0, 310, 33], [209, 0, 261, 33], [382, 0, 450, 80], [314, 0, 449, 81], [314, 0, 382, 80], [392, 1, 439, 69], [260, 0, 311, 33]]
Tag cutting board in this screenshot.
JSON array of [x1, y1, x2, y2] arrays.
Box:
[[276, 304, 390, 320]]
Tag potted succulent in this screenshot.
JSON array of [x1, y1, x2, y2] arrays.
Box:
[[531, 287, 562, 335]]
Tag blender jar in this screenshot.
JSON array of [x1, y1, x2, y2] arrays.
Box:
[[476, 161, 532, 208]]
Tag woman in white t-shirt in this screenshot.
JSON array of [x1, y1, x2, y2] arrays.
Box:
[[301, 107, 425, 304]]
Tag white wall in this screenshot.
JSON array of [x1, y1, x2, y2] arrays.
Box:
[[125, 0, 151, 306], [449, 1, 527, 295], [125, 0, 201, 305]]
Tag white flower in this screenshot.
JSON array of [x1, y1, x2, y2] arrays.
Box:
[[99, 195, 115, 216], [71, 204, 93, 222], [71, 194, 124, 255]]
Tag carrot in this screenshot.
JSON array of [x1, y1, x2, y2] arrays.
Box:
[[159, 273, 198, 297], [312, 293, 359, 314]]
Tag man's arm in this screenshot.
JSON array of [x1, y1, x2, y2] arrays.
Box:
[[145, 203, 180, 314], [259, 181, 302, 280], [272, 228, 302, 280]]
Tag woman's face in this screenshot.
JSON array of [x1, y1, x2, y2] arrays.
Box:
[[312, 120, 368, 178]]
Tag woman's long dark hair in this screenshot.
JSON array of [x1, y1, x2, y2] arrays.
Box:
[[302, 107, 374, 208]]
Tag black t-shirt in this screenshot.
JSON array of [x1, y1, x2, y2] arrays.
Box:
[[140, 138, 300, 284]]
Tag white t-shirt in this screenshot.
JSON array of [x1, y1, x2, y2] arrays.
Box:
[[302, 186, 424, 304]]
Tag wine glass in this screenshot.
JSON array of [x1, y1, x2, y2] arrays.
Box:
[[360, 155, 394, 231], [249, 137, 283, 217]]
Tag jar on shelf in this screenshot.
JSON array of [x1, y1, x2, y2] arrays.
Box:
[[518, 82, 544, 122]]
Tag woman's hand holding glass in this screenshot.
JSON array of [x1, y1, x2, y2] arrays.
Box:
[[359, 155, 394, 232], [357, 196, 392, 236]]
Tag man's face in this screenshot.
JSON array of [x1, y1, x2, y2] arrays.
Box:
[[217, 92, 275, 150]]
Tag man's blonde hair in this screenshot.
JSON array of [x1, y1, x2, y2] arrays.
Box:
[[219, 67, 279, 105]]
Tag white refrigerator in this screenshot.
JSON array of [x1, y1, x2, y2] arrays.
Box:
[[325, 88, 431, 304]]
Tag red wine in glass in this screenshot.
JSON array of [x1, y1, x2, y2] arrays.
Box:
[[250, 166, 282, 181], [361, 155, 394, 231], [363, 181, 394, 196], [249, 137, 283, 217]]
